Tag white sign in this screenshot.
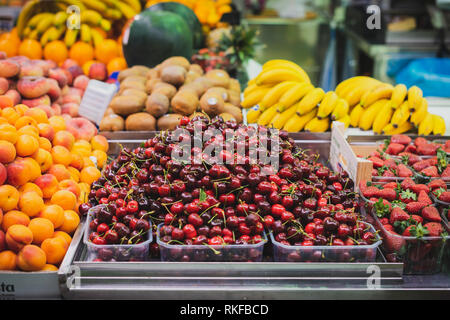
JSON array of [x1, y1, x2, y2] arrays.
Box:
[[78, 80, 117, 125]]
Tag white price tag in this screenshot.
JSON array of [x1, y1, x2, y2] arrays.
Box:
[[78, 80, 117, 125]]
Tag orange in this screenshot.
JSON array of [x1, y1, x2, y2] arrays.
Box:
[[94, 39, 119, 64], [28, 217, 54, 245], [44, 40, 68, 65], [107, 57, 127, 75], [18, 39, 42, 60], [0, 32, 19, 58], [51, 190, 77, 211], [39, 204, 65, 228], [58, 210, 80, 234], [69, 41, 94, 66]]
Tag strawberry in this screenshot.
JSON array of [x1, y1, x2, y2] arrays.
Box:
[[391, 134, 412, 145], [406, 201, 426, 214], [372, 169, 379, 176], [397, 164, 413, 177], [411, 214, 423, 224], [378, 188, 397, 201], [413, 160, 432, 172], [421, 206, 442, 223], [428, 157, 438, 166], [414, 137, 429, 147], [400, 177, 415, 191], [438, 191, 450, 203], [445, 140, 450, 149], [427, 179, 447, 191], [383, 182, 397, 189], [406, 154, 421, 165], [411, 184, 430, 194], [383, 224, 395, 232], [421, 166, 439, 177], [383, 158, 398, 170], [382, 170, 396, 177], [369, 150, 382, 158], [423, 222, 443, 237], [418, 190, 433, 206], [358, 180, 368, 194], [405, 144, 417, 154], [441, 166, 450, 178], [417, 143, 438, 156], [368, 156, 384, 168], [386, 143, 405, 155], [402, 225, 414, 236], [389, 207, 410, 224], [399, 189, 417, 204], [363, 186, 380, 198], [380, 217, 389, 225]]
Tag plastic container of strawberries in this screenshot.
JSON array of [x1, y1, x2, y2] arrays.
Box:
[[413, 170, 450, 184], [83, 206, 153, 262], [269, 222, 381, 263], [157, 224, 267, 262], [375, 140, 435, 160], [366, 208, 450, 275]]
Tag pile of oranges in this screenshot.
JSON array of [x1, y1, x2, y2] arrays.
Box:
[[0, 103, 108, 272]]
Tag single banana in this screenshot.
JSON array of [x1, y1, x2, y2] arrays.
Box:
[[81, 9, 103, 26], [382, 122, 413, 135], [80, 24, 92, 43], [23, 26, 31, 37], [243, 83, 259, 97], [270, 104, 298, 129], [114, 1, 137, 19], [390, 100, 410, 128], [296, 88, 325, 115], [418, 112, 434, 136], [122, 0, 141, 13], [40, 27, 59, 46], [257, 104, 279, 126], [349, 104, 364, 128], [342, 78, 381, 107], [432, 114, 446, 135], [28, 29, 39, 40], [256, 69, 305, 86], [81, 0, 107, 12], [360, 83, 394, 108], [407, 86, 423, 111], [53, 11, 68, 27], [104, 8, 123, 20], [26, 12, 54, 30], [258, 81, 297, 110], [262, 60, 311, 84], [36, 14, 55, 35], [100, 19, 112, 32], [64, 28, 79, 47], [331, 98, 349, 121], [410, 98, 428, 127], [16, 0, 40, 37], [91, 27, 105, 48], [359, 99, 388, 131], [317, 91, 338, 119], [390, 84, 407, 109], [246, 107, 261, 124], [241, 86, 270, 109], [278, 82, 314, 111], [335, 76, 378, 97], [283, 108, 317, 132], [333, 114, 351, 129], [372, 100, 394, 134], [304, 117, 330, 133]]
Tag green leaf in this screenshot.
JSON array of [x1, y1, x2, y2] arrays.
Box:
[[374, 198, 390, 218], [199, 188, 207, 202], [409, 223, 430, 239], [437, 148, 448, 174]]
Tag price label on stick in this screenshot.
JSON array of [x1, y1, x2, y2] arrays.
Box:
[[78, 80, 117, 125]]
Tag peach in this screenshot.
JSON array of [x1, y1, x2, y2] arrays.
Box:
[[24, 107, 48, 124], [62, 69, 73, 86], [48, 68, 68, 88], [17, 244, 46, 271], [80, 166, 101, 185], [53, 230, 71, 248], [61, 94, 81, 105], [67, 65, 84, 81], [51, 189, 76, 211], [28, 217, 54, 244], [61, 102, 79, 117], [0, 123, 18, 143], [6, 158, 31, 186], [73, 75, 90, 91], [92, 150, 107, 169], [38, 122, 55, 141], [0, 59, 20, 78], [15, 134, 39, 157], [39, 204, 64, 228], [0, 95, 13, 109], [61, 59, 78, 70], [35, 105, 54, 118], [41, 237, 66, 265], [0, 77, 9, 94], [41, 263, 58, 271], [43, 60, 57, 71], [6, 224, 33, 252], [9, 55, 29, 65], [0, 140, 16, 163], [51, 145, 72, 166], [34, 174, 59, 198], [32, 148, 53, 172], [1, 210, 29, 232], [1, 107, 19, 124], [17, 76, 50, 99], [22, 157, 41, 182], [19, 191, 44, 218], [88, 62, 107, 81], [0, 250, 17, 270], [66, 117, 98, 141], [18, 61, 44, 78], [50, 103, 61, 116], [39, 137, 52, 151], [58, 210, 80, 235], [91, 135, 109, 152], [0, 229, 5, 251], [47, 78, 61, 102], [22, 95, 51, 108], [59, 179, 81, 198], [19, 182, 43, 197], [0, 163, 6, 185], [47, 164, 70, 181], [68, 87, 83, 97], [53, 130, 75, 150], [48, 115, 66, 132], [4, 89, 21, 105]]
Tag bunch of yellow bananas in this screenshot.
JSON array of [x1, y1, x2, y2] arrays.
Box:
[[338, 77, 446, 135], [17, 0, 141, 47]]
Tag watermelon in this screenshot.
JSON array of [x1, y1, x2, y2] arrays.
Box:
[[122, 10, 193, 68], [146, 1, 204, 49]]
